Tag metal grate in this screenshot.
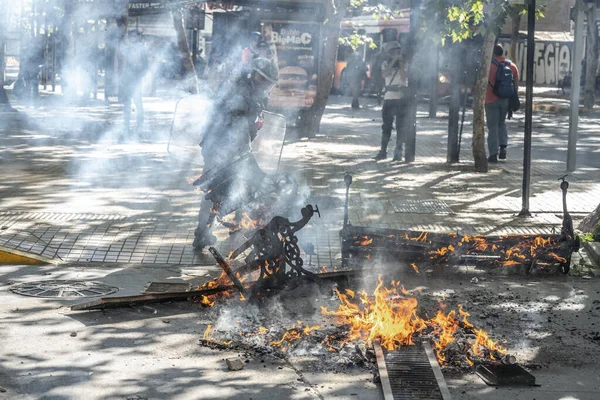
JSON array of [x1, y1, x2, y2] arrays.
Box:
[[375, 341, 451, 400], [391, 199, 454, 215]]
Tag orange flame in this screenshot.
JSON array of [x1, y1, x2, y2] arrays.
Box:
[[203, 324, 213, 340], [357, 236, 373, 246], [321, 276, 507, 365]]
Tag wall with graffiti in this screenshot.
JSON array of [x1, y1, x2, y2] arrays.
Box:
[[499, 39, 573, 86]]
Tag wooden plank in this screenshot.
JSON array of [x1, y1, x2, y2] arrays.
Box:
[[70, 285, 235, 311]]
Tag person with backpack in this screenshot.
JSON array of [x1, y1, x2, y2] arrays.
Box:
[[373, 41, 408, 162], [486, 44, 519, 163]]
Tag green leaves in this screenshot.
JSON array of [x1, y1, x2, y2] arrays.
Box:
[[339, 30, 376, 51]]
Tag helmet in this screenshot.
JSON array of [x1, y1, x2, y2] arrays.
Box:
[[250, 58, 279, 96], [250, 31, 262, 42], [251, 57, 279, 84]]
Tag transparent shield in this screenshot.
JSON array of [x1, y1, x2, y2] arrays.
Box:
[[251, 111, 287, 174], [167, 96, 214, 165]]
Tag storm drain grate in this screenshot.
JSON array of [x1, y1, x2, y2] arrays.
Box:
[[10, 280, 119, 298], [391, 199, 454, 215], [374, 341, 451, 400]]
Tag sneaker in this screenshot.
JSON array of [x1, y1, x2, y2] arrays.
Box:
[[392, 151, 403, 162], [499, 147, 507, 160], [373, 150, 387, 161], [488, 154, 498, 163]]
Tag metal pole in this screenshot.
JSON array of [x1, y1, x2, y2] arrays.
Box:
[[519, 0, 536, 217], [567, 0, 585, 172]]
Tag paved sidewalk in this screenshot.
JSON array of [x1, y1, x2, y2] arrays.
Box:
[[0, 93, 598, 266]]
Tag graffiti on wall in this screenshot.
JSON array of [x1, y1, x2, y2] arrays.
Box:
[[499, 39, 573, 85]]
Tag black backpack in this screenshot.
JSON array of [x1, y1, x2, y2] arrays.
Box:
[[491, 59, 515, 98]]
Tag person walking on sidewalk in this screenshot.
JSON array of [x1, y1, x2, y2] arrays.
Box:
[[374, 41, 408, 162], [346, 51, 367, 109], [486, 44, 519, 163], [119, 31, 149, 134]]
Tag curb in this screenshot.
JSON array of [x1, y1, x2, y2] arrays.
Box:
[[584, 242, 600, 267], [531, 103, 569, 113], [531, 103, 600, 116], [0, 246, 57, 265]]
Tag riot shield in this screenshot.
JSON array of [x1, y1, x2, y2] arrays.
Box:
[[251, 111, 287, 174], [167, 96, 214, 164]]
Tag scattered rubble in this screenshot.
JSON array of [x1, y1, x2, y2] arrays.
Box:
[[226, 357, 245, 371]]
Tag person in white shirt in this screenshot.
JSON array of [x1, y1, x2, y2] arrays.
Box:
[[373, 41, 408, 162]]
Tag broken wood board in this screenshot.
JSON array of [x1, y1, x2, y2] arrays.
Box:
[[70, 285, 235, 311]]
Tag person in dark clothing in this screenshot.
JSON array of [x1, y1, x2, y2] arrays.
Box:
[[119, 31, 149, 133], [0, 83, 17, 112], [193, 57, 279, 250], [15, 39, 44, 105], [485, 44, 519, 163], [345, 51, 367, 109], [374, 41, 408, 162]]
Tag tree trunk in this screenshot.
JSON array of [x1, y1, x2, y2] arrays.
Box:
[[447, 47, 461, 163], [299, 0, 350, 136], [584, 3, 598, 110], [508, 12, 521, 63], [472, 30, 497, 173], [0, 0, 7, 80], [172, 8, 198, 94], [404, 0, 423, 163]]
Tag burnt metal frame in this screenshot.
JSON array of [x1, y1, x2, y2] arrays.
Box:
[[340, 173, 580, 273], [210, 204, 321, 300]]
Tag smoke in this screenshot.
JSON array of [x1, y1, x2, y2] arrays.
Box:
[[1, 0, 319, 247]]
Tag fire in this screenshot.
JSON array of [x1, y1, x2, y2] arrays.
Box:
[[357, 236, 373, 246], [471, 327, 505, 358], [410, 263, 419, 274], [320, 277, 506, 365], [322, 278, 427, 350], [548, 252, 567, 263], [411, 231, 428, 242], [257, 326, 268, 335], [269, 321, 321, 351], [200, 295, 215, 307], [203, 324, 213, 340], [240, 212, 262, 230]]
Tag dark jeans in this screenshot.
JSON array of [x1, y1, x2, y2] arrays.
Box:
[[381, 98, 408, 154], [485, 98, 509, 156], [351, 80, 361, 108]]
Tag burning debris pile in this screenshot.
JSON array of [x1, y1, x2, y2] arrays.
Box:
[[196, 274, 510, 370], [191, 202, 517, 371], [340, 174, 580, 274], [343, 229, 575, 273]]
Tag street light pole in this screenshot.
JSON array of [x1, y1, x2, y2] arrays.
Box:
[[567, 0, 585, 172], [519, 0, 536, 217]]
